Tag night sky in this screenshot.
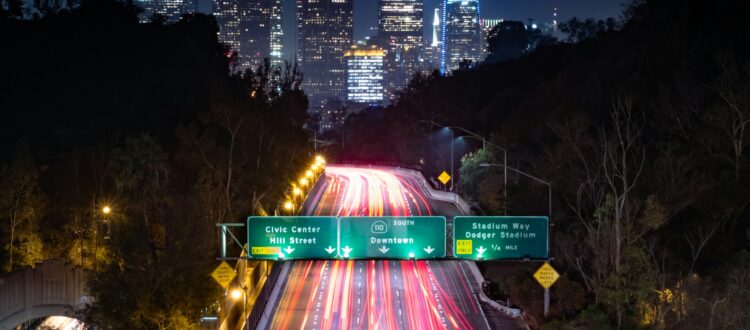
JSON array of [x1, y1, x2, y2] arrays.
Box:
[[197, 0, 627, 61]]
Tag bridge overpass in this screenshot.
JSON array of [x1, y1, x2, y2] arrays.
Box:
[[253, 165, 526, 329], [0, 259, 89, 329]]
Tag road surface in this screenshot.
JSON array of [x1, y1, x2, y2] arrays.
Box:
[[266, 166, 490, 330]]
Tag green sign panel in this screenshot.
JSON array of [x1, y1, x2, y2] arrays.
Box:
[[247, 216, 338, 260], [453, 216, 549, 260], [339, 216, 446, 259]]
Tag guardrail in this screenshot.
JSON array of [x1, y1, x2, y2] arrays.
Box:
[[245, 261, 282, 330], [337, 160, 423, 171], [390, 167, 473, 215]]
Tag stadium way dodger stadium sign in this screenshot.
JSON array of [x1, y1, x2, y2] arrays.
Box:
[[453, 216, 549, 260]]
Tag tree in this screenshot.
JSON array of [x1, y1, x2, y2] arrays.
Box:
[[559, 17, 617, 43], [0, 0, 24, 19], [459, 149, 498, 202], [0, 141, 44, 272], [702, 55, 750, 184], [83, 134, 216, 329], [485, 21, 530, 63], [32, 0, 65, 18]]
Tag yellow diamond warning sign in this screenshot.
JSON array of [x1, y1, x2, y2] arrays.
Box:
[[438, 171, 452, 185], [211, 261, 237, 289], [533, 262, 560, 289]]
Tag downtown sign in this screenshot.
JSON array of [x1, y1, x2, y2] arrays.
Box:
[[339, 216, 446, 259]]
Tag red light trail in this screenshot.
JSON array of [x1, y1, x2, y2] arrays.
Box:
[[268, 165, 489, 330]]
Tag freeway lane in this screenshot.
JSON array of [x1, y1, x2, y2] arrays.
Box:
[[267, 165, 490, 330], [310, 166, 435, 217]]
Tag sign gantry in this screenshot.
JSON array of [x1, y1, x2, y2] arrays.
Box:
[[236, 216, 549, 261]]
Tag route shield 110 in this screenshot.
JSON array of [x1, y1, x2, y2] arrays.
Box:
[[453, 216, 549, 260], [339, 216, 446, 259], [247, 216, 338, 260]]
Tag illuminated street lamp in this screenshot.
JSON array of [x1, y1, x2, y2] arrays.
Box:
[[229, 287, 249, 330], [94, 204, 114, 270], [315, 155, 325, 163], [293, 187, 302, 196], [305, 170, 314, 178], [284, 201, 295, 214], [230, 289, 242, 300], [299, 178, 309, 186]]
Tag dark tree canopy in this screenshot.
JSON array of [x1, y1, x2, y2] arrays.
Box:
[[0, 1, 313, 328], [0, 0, 227, 157], [485, 21, 529, 63]]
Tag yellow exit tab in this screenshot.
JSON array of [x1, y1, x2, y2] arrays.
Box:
[[456, 239, 473, 254], [252, 246, 280, 255]]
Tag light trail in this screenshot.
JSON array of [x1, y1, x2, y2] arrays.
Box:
[[268, 165, 488, 330]]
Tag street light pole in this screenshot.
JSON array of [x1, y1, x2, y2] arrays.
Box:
[[303, 127, 317, 152], [450, 128, 454, 191], [243, 286, 248, 330], [480, 162, 552, 317], [418, 120, 510, 201], [479, 163, 551, 221]]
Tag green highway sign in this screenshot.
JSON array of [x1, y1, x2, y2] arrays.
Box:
[[247, 216, 338, 260], [339, 216, 446, 259], [453, 216, 549, 260]]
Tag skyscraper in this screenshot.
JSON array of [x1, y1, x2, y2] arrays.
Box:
[[481, 18, 503, 60], [296, 0, 354, 104], [377, 0, 423, 99], [137, 0, 196, 23], [432, 7, 441, 48], [214, 0, 241, 59], [482, 18, 504, 35], [345, 45, 385, 104], [423, 7, 442, 71], [238, 0, 270, 70], [269, 0, 284, 67], [215, 0, 283, 71], [442, 0, 482, 73]]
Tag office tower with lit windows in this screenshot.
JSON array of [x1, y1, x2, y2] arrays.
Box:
[[269, 0, 284, 67], [296, 0, 354, 104], [215, 0, 282, 71], [481, 18, 504, 35], [481, 18, 503, 60], [441, 0, 482, 73], [377, 0, 423, 99], [238, 0, 270, 70], [345, 46, 385, 104], [214, 0, 241, 59], [137, 0, 197, 23]]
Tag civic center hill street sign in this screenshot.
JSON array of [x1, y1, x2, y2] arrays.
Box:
[[246, 216, 338, 260]]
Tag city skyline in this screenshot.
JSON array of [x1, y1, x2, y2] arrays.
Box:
[[195, 0, 625, 62]]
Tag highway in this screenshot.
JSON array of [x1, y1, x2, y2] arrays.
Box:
[[265, 165, 490, 330]]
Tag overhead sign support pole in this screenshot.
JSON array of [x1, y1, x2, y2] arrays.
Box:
[[216, 223, 248, 260]]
